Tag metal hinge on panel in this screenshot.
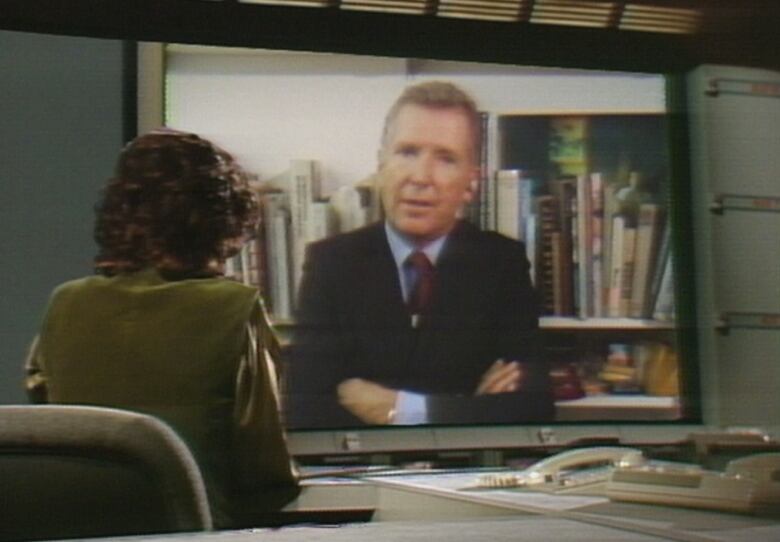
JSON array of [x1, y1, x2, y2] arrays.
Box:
[[717, 312, 780, 334], [706, 78, 780, 99], [710, 193, 780, 215]]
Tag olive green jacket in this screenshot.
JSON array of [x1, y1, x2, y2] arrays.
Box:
[[25, 268, 297, 526]]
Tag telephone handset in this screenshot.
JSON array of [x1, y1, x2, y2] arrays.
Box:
[[472, 446, 645, 494], [606, 452, 780, 515]]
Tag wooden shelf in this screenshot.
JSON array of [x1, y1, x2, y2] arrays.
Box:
[[274, 317, 675, 331], [540, 317, 675, 330]]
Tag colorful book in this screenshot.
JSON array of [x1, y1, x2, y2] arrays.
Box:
[[549, 116, 588, 176]]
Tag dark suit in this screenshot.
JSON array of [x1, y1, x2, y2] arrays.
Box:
[[288, 220, 554, 428]]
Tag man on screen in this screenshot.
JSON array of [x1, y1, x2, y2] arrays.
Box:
[[288, 81, 554, 427]]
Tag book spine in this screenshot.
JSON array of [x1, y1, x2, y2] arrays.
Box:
[[652, 255, 675, 321], [288, 159, 320, 299], [262, 193, 293, 321], [552, 179, 576, 316], [270, 212, 293, 320], [619, 226, 637, 317], [480, 113, 499, 231], [646, 224, 671, 319], [601, 182, 619, 317], [306, 201, 335, 243], [607, 214, 627, 317], [495, 169, 522, 240], [524, 213, 537, 285], [570, 194, 579, 315], [629, 203, 664, 318], [550, 231, 564, 315], [535, 195, 558, 315], [331, 185, 370, 233], [575, 174, 593, 317], [469, 111, 489, 227], [590, 172, 604, 318]]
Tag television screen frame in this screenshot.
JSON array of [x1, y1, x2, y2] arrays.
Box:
[[137, 40, 703, 463]]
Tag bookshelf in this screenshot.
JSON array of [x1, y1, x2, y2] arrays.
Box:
[[492, 113, 672, 320], [484, 109, 679, 404]]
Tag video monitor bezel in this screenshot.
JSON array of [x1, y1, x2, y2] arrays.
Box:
[[139, 40, 703, 461]]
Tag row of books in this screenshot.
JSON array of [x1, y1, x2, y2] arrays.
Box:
[[228, 159, 674, 323], [227, 159, 377, 320], [476, 169, 674, 321]]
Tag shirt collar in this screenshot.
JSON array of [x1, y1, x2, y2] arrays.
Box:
[[384, 221, 448, 270]]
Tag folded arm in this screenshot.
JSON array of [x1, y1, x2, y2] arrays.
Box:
[[337, 359, 525, 425]]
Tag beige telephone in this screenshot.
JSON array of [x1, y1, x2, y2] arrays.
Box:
[[473, 446, 645, 495], [606, 452, 780, 515]]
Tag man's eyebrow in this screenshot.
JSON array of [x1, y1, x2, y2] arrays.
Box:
[[394, 141, 419, 149]]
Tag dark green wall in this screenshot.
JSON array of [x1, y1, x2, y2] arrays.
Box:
[[0, 30, 124, 403]]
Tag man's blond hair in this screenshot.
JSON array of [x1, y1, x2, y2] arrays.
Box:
[[380, 81, 481, 162]]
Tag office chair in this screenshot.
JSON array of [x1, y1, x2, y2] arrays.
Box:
[[0, 404, 213, 542]]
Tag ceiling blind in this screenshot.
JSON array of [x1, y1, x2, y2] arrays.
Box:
[[239, 0, 704, 34]]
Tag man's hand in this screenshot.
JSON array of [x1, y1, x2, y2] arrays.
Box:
[[337, 378, 399, 425], [475, 359, 524, 395]]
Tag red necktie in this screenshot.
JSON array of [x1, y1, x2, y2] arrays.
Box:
[[407, 251, 435, 316]]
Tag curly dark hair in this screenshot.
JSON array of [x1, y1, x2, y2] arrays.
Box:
[[94, 129, 259, 277]]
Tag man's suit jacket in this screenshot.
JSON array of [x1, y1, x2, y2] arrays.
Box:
[[288, 220, 554, 428]]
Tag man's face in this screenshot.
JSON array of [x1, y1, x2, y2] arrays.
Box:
[[379, 104, 478, 245]]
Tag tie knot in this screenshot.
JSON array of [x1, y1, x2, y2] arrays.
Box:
[[407, 251, 434, 276]]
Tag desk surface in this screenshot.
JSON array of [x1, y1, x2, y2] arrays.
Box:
[[284, 470, 780, 542], [98, 471, 780, 542], [354, 470, 780, 542], [128, 517, 719, 542]]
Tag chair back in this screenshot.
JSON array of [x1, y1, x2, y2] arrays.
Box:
[[0, 404, 213, 541]]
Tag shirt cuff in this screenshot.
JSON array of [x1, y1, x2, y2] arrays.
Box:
[[393, 390, 428, 425]]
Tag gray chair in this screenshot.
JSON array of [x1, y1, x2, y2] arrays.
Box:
[[0, 404, 213, 541]]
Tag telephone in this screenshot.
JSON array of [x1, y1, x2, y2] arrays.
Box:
[[472, 446, 646, 495], [606, 452, 780, 515]]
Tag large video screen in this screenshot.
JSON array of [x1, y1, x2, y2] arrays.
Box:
[[161, 44, 690, 430]]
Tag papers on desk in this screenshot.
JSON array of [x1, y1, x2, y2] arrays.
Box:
[[299, 465, 395, 484], [364, 471, 609, 512]]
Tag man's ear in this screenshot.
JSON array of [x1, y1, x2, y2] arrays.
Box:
[[463, 171, 479, 203]]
